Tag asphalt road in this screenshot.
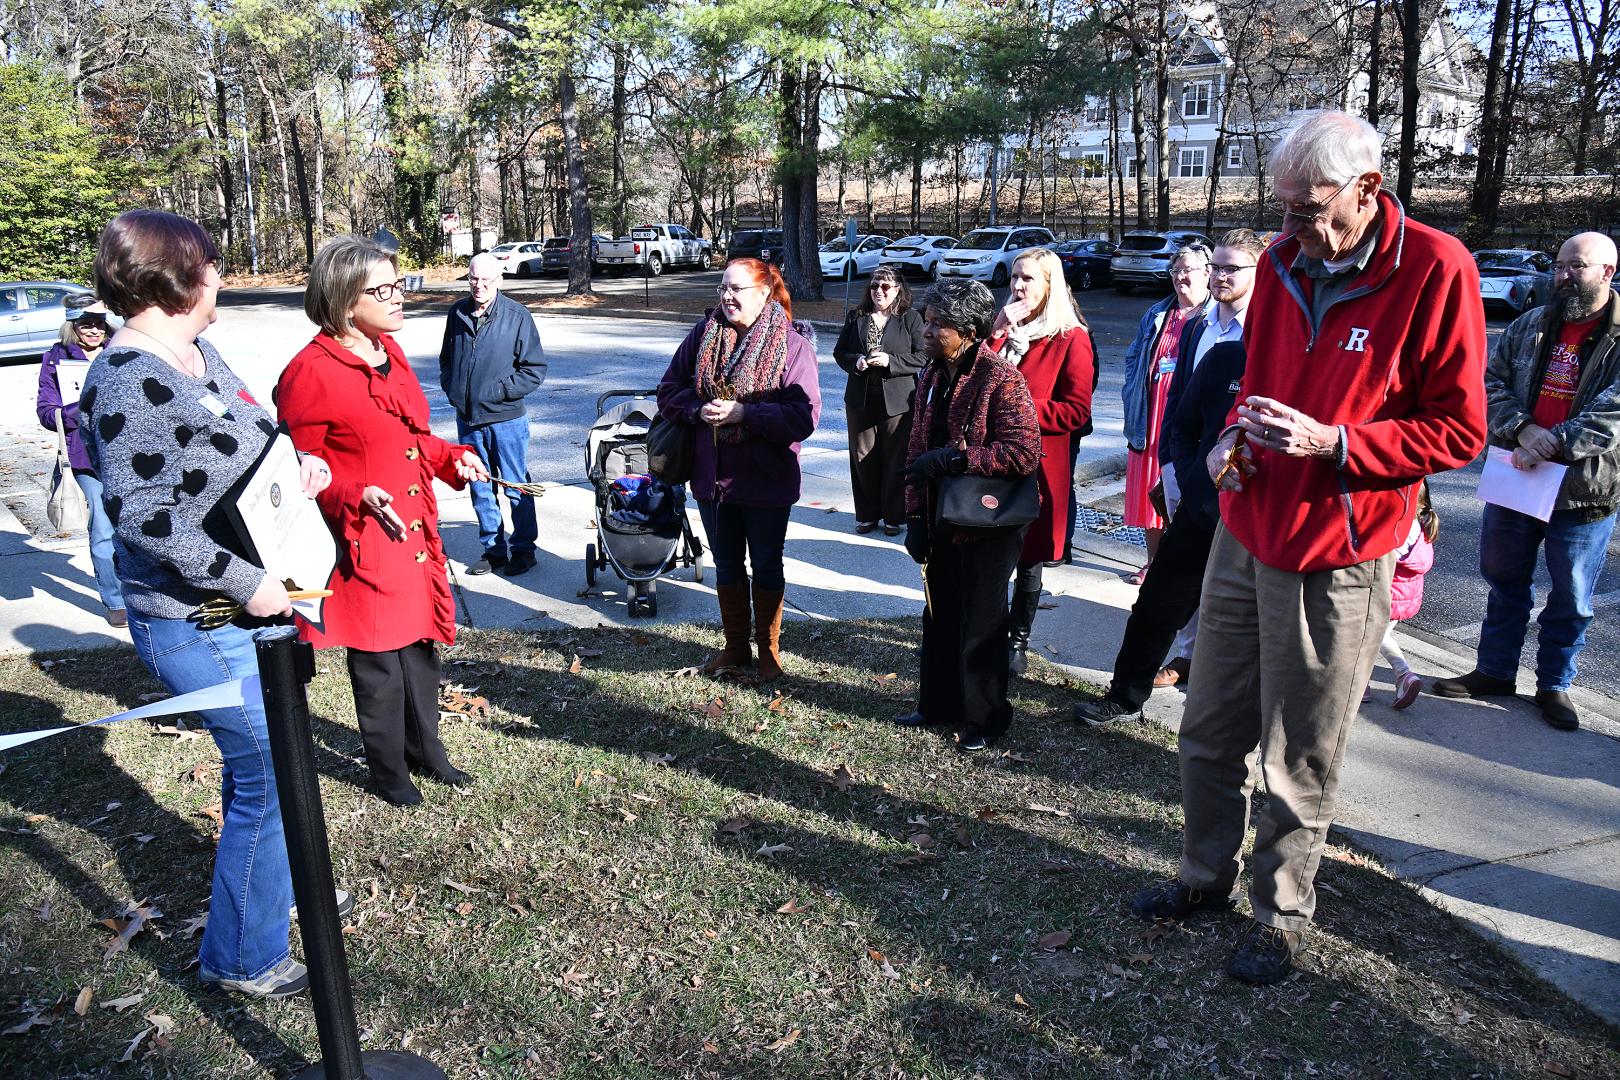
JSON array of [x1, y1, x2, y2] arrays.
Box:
[[6, 269, 1616, 698]]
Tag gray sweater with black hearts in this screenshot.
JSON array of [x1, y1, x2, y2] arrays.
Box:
[[80, 340, 275, 620]]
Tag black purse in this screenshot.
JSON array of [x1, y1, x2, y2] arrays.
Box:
[[934, 471, 1040, 530], [647, 414, 695, 484]]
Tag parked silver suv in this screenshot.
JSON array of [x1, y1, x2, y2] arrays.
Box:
[[1110, 230, 1214, 293], [1, 281, 97, 362]]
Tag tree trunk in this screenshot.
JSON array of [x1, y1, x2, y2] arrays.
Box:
[[1154, 0, 1171, 232], [214, 72, 236, 251], [311, 89, 327, 244], [1204, 132, 1224, 235], [910, 146, 922, 233], [1131, 76, 1149, 228], [558, 69, 594, 296], [798, 63, 825, 300], [777, 62, 822, 303], [1396, 0, 1421, 207], [289, 113, 316, 264], [1367, 0, 1382, 125], [1463, 0, 1514, 245], [611, 46, 628, 237], [1110, 83, 1124, 239]]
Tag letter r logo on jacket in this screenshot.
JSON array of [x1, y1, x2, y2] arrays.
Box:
[[1344, 327, 1370, 352]]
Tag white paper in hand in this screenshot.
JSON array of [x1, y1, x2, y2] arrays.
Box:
[[232, 434, 338, 624], [1477, 446, 1566, 522]]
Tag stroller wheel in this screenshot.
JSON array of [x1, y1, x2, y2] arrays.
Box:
[[692, 552, 704, 583], [585, 543, 597, 587]]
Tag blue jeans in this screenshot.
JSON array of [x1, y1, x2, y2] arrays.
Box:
[[1476, 503, 1618, 692], [74, 472, 123, 610], [128, 613, 292, 980], [459, 415, 538, 558], [696, 500, 790, 590]]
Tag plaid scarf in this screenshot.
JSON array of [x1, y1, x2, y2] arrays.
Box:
[[695, 300, 792, 444]]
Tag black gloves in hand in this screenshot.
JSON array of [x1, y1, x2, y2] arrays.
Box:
[[906, 447, 967, 479], [904, 523, 930, 564]]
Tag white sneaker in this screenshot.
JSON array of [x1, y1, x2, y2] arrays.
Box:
[[1392, 672, 1423, 710], [200, 956, 308, 998], [290, 888, 354, 921]]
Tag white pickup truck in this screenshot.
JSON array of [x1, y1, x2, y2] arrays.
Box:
[[595, 223, 714, 276]]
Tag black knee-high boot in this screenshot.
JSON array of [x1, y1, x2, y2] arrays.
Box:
[[1009, 563, 1043, 676]]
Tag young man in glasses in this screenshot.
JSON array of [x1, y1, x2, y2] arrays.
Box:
[[1435, 231, 1620, 731], [438, 251, 548, 576], [1132, 110, 1487, 986]]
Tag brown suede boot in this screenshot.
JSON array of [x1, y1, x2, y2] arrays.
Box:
[[703, 583, 753, 675], [752, 586, 786, 682]]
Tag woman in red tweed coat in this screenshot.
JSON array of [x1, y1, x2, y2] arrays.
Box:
[[276, 235, 488, 806], [987, 248, 1095, 674], [899, 279, 1040, 752]]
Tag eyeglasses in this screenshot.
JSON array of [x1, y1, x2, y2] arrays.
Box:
[[1209, 263, 1256, 278], [1554, 261, 1595, 274], [363, 279, 407, 302], [715, 284, 764, 298], [76, 321, 108, 332], [870, 281, 896, 291], [1171, 266, 1210, 278], [1268, 175, 1358, 223]]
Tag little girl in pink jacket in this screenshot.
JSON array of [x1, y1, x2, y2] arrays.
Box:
[[1376, 481, 1438, 710]]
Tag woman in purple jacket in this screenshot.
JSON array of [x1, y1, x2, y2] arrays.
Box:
[[657, 258, 821, 682], [36, 298, 125, 625]]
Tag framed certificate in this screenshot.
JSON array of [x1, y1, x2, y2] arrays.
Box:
[[55, 360, 91, 403], [224, 432, 338, 622]]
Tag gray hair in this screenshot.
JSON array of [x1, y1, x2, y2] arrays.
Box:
[[922, 279, 996, 341], [1272, 110, 1382, 186], [1172, 241, 1213, 270], [305, 235, 399, 337]]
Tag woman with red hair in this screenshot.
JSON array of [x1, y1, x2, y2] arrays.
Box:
[[657, 258, 821, 681]]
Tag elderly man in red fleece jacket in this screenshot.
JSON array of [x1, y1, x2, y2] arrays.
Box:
[[1127, 111, 1487, 985]]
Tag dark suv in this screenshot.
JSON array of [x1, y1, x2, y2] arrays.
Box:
[[727, 228, 785, 265], [1110, 230, 1215, 292]]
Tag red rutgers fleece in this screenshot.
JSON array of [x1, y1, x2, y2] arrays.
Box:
[[1221, 191, 1487, 573]]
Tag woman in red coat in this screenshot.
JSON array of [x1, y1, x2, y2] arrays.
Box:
[[988, 249, 1095, 674], [276, 235, 489, 805]]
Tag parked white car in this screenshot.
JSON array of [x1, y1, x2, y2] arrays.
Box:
[[879, 235, 958, 280], [485, 241, 545, 276], [1475, 249, 1554, 315], [934, 226, 1057, 287], [818, 235, 891, 280], [1, 281, 101, 362]]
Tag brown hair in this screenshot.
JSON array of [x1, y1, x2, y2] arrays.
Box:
[[95, 210, 221, 318], [1217, 227, 1268, 261], [854, 265, 911, 317], [305, 234, 399, 337], [725, 257, 792, 321], [1416, 479, 1439, 543]]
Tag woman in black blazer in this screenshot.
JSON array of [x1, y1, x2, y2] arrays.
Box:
[[832, 266, 928, 535]]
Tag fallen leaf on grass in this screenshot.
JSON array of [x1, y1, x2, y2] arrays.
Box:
[[975, 807, 1001, 821], [776, 898, 810, 914], [73, 988, 91, 1016], [101, 902, 161, 961], [179, 762, 212, 784], [1125, 952, 1154, 966], [4, 1010, 52, 1036], [1025, 803, 1071, 818], [701, 697, 725, 719], [1038, 860, 1078, 874], [951, 825, 974, 850], [135, 691, 166, 704], [1000, 750, 1034, 763], [906, 831, 935, 849], [870, 672, 897, 683], [765, 1028, 801, 1052], [718, 817, 753, 836], [152, 725, 204, 742], [442, 879, 481, 895], [1013, 992, 1033, 1009], [640, 752, 676, 766], [766, 695, 787, 712], [34, 899, 50, 922], [1542, 1062, 1575, 1077], [703, 1041, 719, 1053], [578, 648, 603, 658], [755, 842, 792, 858], [98, 993, 146, 1013], [867, 949, 901, 979], [119, 1028, 150, 1062], [568, 656, 584, 674], [453, 901, 475, 916], [1142, 922, 1176, 943], [894, 852, 941, 868], [1036, 931, 1071, 951], [674, 666, 702, 678], [830, 764, 856, 794]]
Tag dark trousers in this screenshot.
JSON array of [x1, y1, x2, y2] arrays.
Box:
[[1108, 513, 1216, 710], [345, 641, 453, 795], [919, 526, 1026, 738], [1061, 435, 1082, 562], [847, 386, 912, 526], [696, 500, 791, 589]]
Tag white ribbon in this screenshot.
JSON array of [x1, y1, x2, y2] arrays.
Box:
[[0, 675, 258, 754]]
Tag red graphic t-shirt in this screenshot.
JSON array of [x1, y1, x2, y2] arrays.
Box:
[[1531, 315, 1601, 430]]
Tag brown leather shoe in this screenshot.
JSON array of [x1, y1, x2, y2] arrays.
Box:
[[752, 585, 786, 682], [702, 584, 752, 674], [1153, 656, 1191, 688]]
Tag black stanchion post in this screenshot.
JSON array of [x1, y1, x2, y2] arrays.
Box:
[[255, 625, 445, 1080]]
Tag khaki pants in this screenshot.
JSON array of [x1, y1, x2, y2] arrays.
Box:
[[1178, 524, 1393, 932]]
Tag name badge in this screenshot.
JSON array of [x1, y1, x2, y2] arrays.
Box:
[[198, 393, 229, 417]]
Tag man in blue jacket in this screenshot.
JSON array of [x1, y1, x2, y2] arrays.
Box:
[[440, 252, 548, 576]]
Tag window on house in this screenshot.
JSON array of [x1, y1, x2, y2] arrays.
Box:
[[1079, 149, 1107, 175], [1227, 142, 1243, 170], [1182, 81, 1212, 120], [1178, 147, 1208, 177], [1083, 99, 1108, 125]]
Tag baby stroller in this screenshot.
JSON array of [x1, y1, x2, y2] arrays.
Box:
[[584, 390, 704, 617]]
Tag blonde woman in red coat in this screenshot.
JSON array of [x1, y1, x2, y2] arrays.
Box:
[[988, 248, 1095, 674], [276, 235, 489, 805]]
